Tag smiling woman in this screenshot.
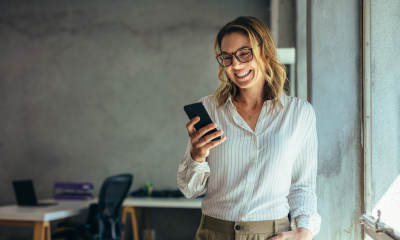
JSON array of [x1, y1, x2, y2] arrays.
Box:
[[177, 16, 320, 240], [214, 16, 287, 110]]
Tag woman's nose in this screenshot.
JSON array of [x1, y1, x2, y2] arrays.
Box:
[[231, 56, 242, 68]]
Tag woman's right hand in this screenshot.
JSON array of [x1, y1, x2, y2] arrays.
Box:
[[186, 116, 226, 162]]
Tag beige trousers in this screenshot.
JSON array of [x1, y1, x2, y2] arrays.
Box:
[[194, 214, 291, 240]]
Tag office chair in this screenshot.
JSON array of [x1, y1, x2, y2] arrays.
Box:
[[52, 174, 133, 240]]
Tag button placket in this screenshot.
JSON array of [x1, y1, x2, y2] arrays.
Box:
[[239, 180, 253, 221], [247, 135, 258, 183], [240, 134, 258, 221]]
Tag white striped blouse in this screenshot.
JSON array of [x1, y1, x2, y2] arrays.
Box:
[[177, 94, 321, 236]]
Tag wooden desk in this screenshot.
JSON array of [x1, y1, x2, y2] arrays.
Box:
[[122, 197, 202, 240], [0, 199, 95, 240]]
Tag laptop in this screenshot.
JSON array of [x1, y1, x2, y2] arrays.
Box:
[[12, 180, 57, 207]]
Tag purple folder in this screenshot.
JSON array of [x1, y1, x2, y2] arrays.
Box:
[[53, 182, 94, 200]]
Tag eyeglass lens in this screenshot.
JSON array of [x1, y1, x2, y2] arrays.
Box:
[[218, 49, 252, 67]]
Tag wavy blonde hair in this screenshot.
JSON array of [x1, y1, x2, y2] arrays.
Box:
[[213, 16, 288, 110]]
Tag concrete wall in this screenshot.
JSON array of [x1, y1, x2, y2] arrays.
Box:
[[370, 0, 400, 232], [295, 0, 307, 101], [307, 1, 363, 240], [0, 1, 270, 239]]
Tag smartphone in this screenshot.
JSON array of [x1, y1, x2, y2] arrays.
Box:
[[184, 102, 222, 141]]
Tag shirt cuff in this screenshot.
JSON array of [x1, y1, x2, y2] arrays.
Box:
[[292, 214, 321, 237], [186, 153, 209, 172]]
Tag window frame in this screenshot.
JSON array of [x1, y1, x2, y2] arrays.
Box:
[[361, 0, 399, 239]]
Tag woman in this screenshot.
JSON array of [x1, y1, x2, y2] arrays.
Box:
[[177, 16, 320, 240]]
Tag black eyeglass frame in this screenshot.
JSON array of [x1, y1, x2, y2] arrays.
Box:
[[215, 44, 261, 67]]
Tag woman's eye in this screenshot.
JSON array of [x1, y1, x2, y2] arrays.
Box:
[[239, 53, 249, 57]]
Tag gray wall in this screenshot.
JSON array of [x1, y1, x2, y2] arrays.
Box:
[[295, 0, 307, 101], [307, 0, 363, 240], [370, 0, 400, 232], [0, 1, 269, 239]]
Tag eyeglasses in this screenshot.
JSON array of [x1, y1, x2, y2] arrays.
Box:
[[216, 46, 257, 67]]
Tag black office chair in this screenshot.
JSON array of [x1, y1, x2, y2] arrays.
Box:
[[52, 174, 133, 240]]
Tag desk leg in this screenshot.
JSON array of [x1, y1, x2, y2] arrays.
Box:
[[33, 221, 50, 240], [122, 206, 139, 240]]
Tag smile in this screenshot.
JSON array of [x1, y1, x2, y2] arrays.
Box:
[[234, 70, 252, 78]]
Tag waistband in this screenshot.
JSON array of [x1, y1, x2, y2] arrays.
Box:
[[202, 214, 289, 235]]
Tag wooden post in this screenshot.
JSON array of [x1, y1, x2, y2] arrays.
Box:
[[122, 206, 139, 240], [33, 221, 50, 240]]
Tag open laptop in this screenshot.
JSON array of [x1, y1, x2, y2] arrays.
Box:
[[12, 180, 57, 207]]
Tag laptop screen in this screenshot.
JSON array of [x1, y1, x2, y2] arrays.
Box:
[[12, 180, 38, 205]]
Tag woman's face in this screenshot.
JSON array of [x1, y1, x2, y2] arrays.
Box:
[[220, 32, 265, 92]]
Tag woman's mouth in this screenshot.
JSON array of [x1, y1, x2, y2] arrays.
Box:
[[234, 70, 252, 79]]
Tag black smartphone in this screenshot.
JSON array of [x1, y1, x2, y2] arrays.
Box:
[[184, 102, 222, 141]]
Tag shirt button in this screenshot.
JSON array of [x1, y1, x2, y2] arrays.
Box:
[[235, 225, 241, 230]]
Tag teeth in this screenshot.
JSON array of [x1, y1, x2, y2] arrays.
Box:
[[236, 71, 250, 77]]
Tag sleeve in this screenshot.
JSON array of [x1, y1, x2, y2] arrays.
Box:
[[288, 106, 321, 237], [177, 135, 211, 199]]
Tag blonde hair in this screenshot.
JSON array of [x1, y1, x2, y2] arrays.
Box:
[[213, 16, 288, 110]]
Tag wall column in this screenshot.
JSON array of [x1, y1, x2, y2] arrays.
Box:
[[307, 0, 363, 239]]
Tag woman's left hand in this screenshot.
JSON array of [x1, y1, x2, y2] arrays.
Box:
[[269, 227, 313, 240]]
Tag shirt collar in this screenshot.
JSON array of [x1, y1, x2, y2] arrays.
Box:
[[226, 95, 233, 105], [225, 94, 287, 108]]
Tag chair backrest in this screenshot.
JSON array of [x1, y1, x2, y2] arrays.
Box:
[[96, 173, 133, 240]]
